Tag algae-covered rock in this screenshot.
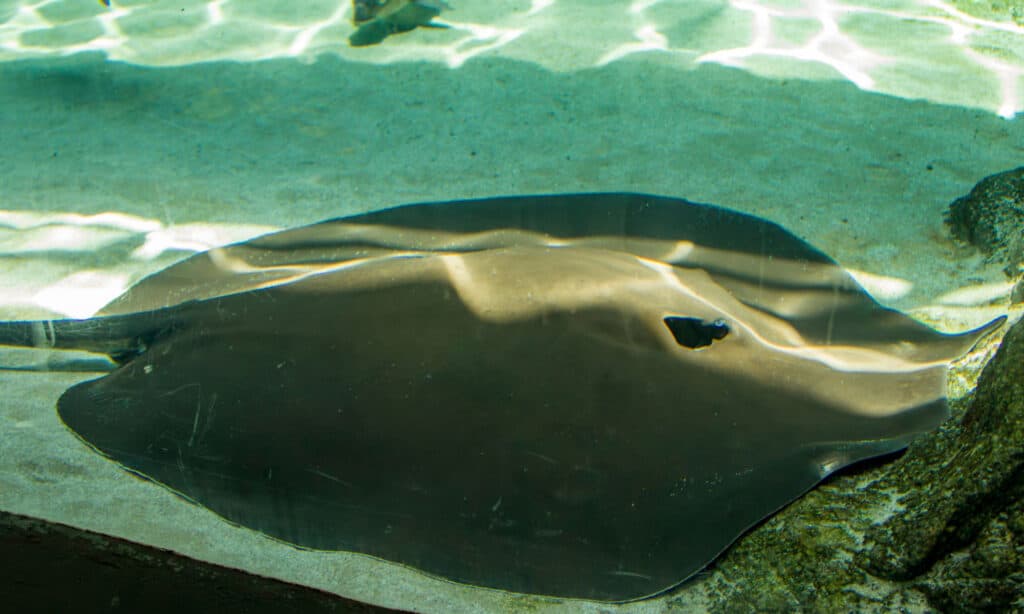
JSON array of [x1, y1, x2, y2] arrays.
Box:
[[662, 316, 1022, 612], [857, 315, 1024, 610], [894, 319, 1024, 610], [946, 166, 1024, 277]]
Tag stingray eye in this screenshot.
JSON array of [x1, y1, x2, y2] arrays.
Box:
[[663, 316, 730, 349]]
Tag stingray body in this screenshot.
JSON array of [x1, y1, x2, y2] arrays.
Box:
[[0, 193, 1000, 601]]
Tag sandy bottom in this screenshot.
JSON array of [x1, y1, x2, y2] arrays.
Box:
[[1, 1, 1023, 611]]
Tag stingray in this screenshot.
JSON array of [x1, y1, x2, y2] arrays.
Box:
[[0, 193, 1002, 601]]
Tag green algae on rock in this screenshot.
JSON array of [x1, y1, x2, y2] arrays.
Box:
[[947, 166, 1024, 277]]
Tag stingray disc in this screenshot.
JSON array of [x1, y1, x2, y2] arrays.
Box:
[[2, 193, 1002, 601]]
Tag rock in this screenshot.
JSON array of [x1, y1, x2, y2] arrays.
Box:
[[859, 315, 1024, 611], [946, 167, 1024, 276]]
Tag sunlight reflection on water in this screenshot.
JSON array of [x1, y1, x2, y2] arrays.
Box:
[[0, 0, 1020, 116]]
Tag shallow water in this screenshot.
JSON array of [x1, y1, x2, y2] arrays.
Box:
[[1, 1, 1022, 611]]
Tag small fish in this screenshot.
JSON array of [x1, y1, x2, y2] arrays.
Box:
[[352, 0, 451, 24], [349, 0, 451, 46], [99, 0, 110, 6]]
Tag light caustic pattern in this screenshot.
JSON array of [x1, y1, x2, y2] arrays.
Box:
[[0, 209, 276, 318], [0, 0, 1022, 116]]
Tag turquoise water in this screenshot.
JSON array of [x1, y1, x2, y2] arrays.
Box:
[[1, 1, 1022, 611]]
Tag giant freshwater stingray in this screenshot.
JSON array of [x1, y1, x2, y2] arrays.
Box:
[[0, 193, 1003, 601]]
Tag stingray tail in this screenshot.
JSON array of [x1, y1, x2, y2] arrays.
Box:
[[0, 313, 174, 363]]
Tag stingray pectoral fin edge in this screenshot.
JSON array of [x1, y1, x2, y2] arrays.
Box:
[[958, 315, 1008, 353]]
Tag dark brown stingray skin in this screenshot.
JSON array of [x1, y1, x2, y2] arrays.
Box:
[[0, 194, 1003, 601]]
